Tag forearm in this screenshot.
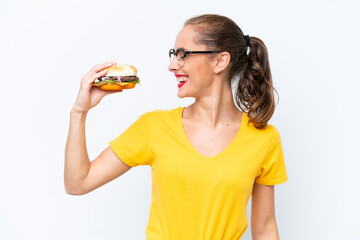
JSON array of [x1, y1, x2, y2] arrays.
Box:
[[64, 109, 91, 194], [251, 219, 280, 240]]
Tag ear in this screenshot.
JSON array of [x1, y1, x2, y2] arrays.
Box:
[[213, 52, 231, 74]]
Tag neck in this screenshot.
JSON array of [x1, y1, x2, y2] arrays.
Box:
[[185, 79, 241, 128]]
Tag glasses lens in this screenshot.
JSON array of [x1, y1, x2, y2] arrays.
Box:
[[169, 49, 175, 62], [176, 49, 185, 67], [176, 49, 185, 59], [169, 49, 185, 67]]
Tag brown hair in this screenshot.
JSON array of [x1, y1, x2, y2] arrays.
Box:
[[184, 14, 279, 129]]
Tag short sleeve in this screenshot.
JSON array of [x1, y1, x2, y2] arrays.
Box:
[[255, 127, 288, 185], [109, 112, 154, 167]]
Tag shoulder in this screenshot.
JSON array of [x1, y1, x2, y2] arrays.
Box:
[[244, 114, 281, 144], [140, 107, 182, 125], [143, 107, 182, 119]]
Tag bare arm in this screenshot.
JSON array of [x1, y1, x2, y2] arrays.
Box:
[[64, 62, 131, 195], [251, 183, 280, 240]]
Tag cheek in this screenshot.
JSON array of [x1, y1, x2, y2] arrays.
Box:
[[189, 65, 212, 87]]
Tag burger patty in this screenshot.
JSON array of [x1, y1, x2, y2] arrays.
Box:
[[97, 76, 139, 82]]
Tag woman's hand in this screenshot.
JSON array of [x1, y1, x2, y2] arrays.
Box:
[[72, 61, 122, 113]]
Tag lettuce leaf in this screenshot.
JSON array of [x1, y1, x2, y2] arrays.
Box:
[[92, 79, 141, 86]]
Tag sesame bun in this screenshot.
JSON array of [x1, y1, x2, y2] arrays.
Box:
[[106, 65, 137, 76], [93, 64, 140, 91]]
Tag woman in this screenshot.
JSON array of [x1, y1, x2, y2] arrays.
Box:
[[65, 14, 288, 240]]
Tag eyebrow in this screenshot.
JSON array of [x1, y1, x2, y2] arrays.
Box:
[[176, 47, 189, 51]]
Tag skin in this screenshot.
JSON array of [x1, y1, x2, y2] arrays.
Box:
[[65, 62, 132, 195], [64, 24, 279, 239], [168, 25, 280, 239], [168, 25, 243, 157]]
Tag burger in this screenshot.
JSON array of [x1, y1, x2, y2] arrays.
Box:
[[92, 64, 140, 90]]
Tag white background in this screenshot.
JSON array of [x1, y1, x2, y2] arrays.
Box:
[[0, 0, 359, 239]]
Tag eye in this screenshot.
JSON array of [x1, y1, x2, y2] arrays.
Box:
[[176, 49, 185, 59]]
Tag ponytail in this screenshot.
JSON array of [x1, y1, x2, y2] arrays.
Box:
[[184, 14, 279, 129], [235, 37, 278, 129]]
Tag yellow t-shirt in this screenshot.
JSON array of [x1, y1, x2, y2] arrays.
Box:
[[109, 107, 288, 240]]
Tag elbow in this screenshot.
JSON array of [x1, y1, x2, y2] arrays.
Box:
[[64, 180, 87, 195], [251, 218, 279, 240], [65, 187, 85, 196]]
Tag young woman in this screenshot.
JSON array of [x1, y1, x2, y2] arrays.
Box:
[[65, 14, 288, 240]]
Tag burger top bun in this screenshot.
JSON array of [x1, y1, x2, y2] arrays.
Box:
[[106, 64, 137, 76]]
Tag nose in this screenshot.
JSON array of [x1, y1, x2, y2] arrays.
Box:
[[168, 57, 180, 72]]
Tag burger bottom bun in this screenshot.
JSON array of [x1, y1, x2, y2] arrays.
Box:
[[98, 82, 136, 91]]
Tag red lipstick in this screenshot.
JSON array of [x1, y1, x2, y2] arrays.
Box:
[[175, 74, 189, 77]]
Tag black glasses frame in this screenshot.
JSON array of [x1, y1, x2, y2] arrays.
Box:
[[169, 48, 221, 61]]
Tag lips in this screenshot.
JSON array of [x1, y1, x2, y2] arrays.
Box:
[[178, 81, 187, 88], [175, 74, 189, 88], [175, 74, 188, 77]]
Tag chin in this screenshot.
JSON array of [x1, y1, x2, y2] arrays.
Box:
[[177, 87, 188, 98], [177, 90, 197, 99], [177, 83, 202, 99], [177, 92, 187, 98]]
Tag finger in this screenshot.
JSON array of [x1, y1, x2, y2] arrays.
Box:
[[81, 69, 107, 88], [82, 61, 116, 81], [90, 61, 115, 75], [92, 68, 109, 81]]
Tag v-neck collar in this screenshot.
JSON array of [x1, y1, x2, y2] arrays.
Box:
[[177, 106, 247, 161]]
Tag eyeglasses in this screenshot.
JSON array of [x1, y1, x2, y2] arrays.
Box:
[[169, 48, 221, 67]]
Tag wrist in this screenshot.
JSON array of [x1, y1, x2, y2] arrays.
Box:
[[70, 107, 88, 118]]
